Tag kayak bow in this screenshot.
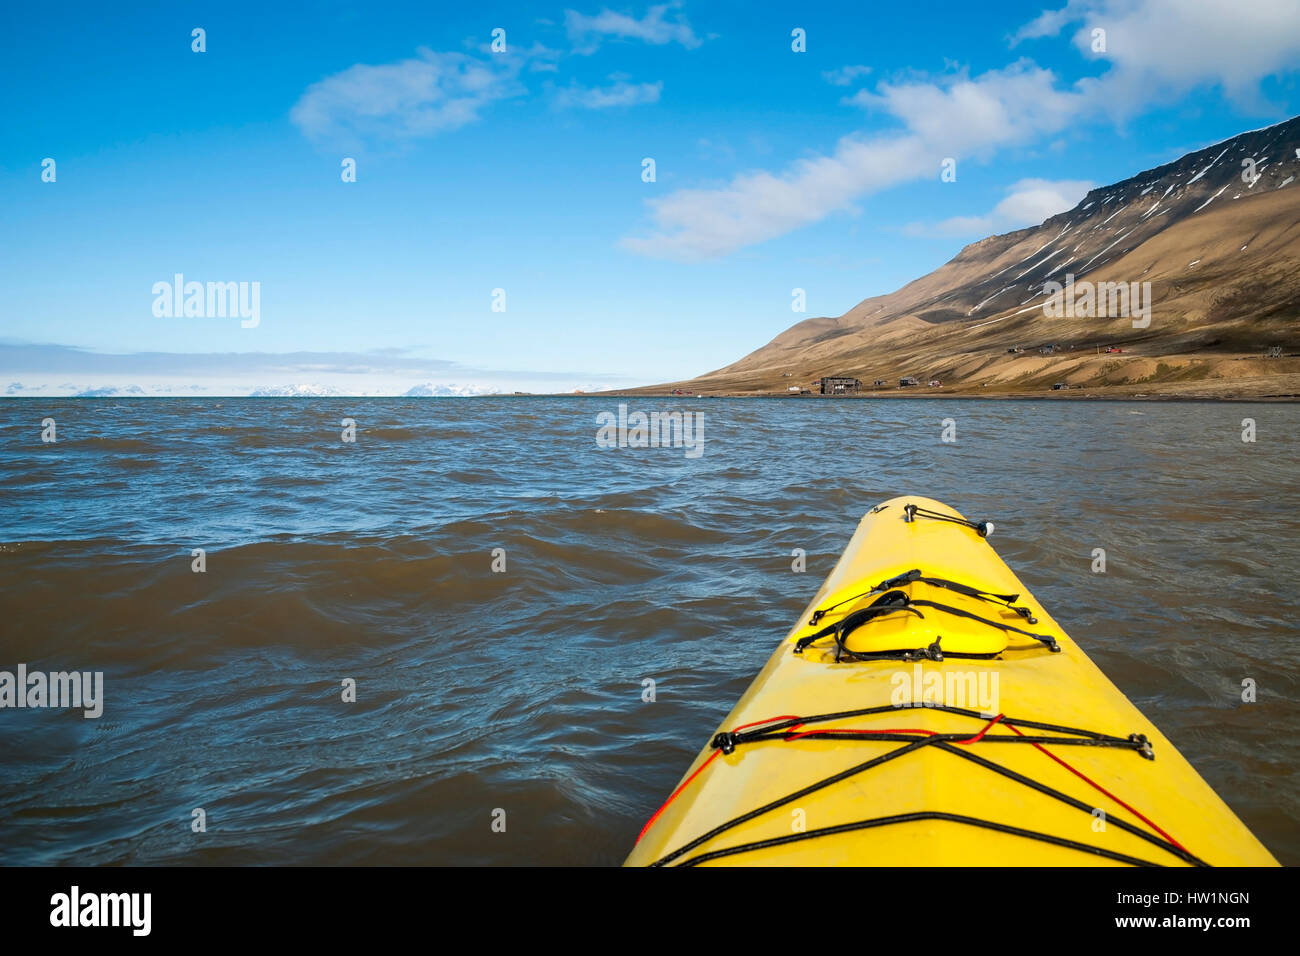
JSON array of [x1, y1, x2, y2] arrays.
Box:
[[626, 496, 1278, 867]]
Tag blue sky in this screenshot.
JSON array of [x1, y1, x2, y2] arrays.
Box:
[[3, 0, 1299, 394]]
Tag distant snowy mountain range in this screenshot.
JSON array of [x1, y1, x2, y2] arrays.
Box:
[[248, 382, 501, 397], [2, 382, 507, 398], [248, 384, 345, 397], [402, 383, 500, 397]]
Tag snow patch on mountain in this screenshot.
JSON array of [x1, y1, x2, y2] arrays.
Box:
[[248, 384, 345, 397], [403, 383, 501, 397], [74, 385, 147, 397]]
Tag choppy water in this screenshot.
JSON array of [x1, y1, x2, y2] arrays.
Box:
[[0, 397, 1296, 865]]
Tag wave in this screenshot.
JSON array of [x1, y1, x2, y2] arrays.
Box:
[[0, 398, 1296, 865]]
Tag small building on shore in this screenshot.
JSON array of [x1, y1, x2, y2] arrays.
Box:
[[899, 376, 920, 387], [820, 376, 861, 394]]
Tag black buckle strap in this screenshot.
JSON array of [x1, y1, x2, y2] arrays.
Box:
[[807, 569, 1038, 628], [797, 591, 1060, 658], [905, 598, 1060, 653], [839, 638, 945, 663], [1129, 733, 1155, 760], [796, 590, 921, 656], [712, 731, 740, 755], [809, 569, 921, 626], [903, 502, 994, 538]]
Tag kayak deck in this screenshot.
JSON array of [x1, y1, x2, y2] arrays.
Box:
[[626, 496, 1277, 867]]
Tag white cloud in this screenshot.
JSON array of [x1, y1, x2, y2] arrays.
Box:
[[622, 0, 1300, 260], [1015, 0, 1300, 112], [623, 62, 1084, 260], [901, 215, 992, 239], [290, 49, 524, 143], [822, 65, 872, 86], [621, 134, 932, 260], [554, 78, 663, 109], [1011, 0, 1090, 44], [994, 177, 1094, 222], [288, 14, 692, 142], [905, 178, 1095, 237], [565, 3, 702, 54], [848, 61, 1087, 156]]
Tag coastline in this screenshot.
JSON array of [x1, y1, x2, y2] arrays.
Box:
[[608, 356, 1300, 402], [6, 391, 1299, 402]]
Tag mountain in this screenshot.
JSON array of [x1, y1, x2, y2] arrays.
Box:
[[73, 385, 147, 397], [248, 384, 344, 397], [0, 381, 508, 398], [652, 115, 1300, 399], [403, 383, 500, 396]]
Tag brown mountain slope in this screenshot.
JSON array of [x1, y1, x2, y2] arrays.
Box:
[[638, 115, 1300, 399]]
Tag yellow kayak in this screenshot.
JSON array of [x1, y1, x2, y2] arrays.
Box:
[[626, 496, 1278, 867]]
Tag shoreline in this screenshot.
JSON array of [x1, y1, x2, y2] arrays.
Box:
[[598, 391, 1300, 402], [5, 391, 1299, 402]]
